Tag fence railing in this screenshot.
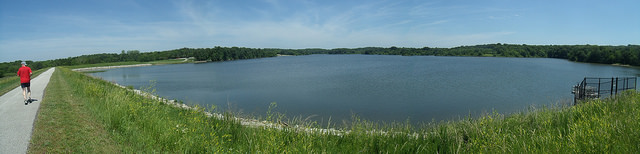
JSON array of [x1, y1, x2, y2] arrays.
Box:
[[572, 77, 637, 104]]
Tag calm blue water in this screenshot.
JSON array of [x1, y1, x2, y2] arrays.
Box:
[[90, 55, 640, 124]]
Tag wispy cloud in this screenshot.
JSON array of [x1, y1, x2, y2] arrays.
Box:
[[439, 31, 516, 46], [1, 0, 522, 62], [4, 0, 633, 62], [418, 20, 450, 27]]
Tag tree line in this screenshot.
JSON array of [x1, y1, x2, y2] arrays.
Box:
[[0, 46, 279, 77], [281, 44, 640, 66], [1, 44, 639, 78]]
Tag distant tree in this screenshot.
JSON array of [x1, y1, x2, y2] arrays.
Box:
[[3, 44, 640, 77]]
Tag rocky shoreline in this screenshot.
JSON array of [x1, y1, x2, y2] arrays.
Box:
[[105, 79, 345, 135]]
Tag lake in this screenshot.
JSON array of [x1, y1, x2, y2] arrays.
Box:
[[89, 55, 640, 124]]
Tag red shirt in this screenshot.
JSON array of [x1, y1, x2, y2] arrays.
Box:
[[17, 66, 32, 83]]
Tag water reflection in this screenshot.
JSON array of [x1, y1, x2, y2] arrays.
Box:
[[89, 55, 640, 124]]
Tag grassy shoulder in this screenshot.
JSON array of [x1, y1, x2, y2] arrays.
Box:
[[0, 68, 50, 96], [29, 68, 120, 153], [31, 67, 640, 153]]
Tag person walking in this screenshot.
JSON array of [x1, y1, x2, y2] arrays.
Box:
[[17, 61, 32, 105]]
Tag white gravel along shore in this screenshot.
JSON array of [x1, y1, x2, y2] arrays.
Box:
[[72, 64, 152, 72]]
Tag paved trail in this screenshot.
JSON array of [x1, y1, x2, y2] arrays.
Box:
[[0, 68, 55, 153]]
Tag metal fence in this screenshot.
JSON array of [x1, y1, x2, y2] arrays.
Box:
[[572, 77, 637, 104]]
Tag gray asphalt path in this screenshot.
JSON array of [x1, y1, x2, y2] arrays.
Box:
[[0, 68, 55, 154]]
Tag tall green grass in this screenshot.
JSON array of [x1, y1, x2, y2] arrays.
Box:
[[30, 67, 121, 153], [32, 67, 640, 153]]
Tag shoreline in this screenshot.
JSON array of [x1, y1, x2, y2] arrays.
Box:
[[70, 60, 345, 135], [71, 64, 152, 72], [89, 74, 345, 135]]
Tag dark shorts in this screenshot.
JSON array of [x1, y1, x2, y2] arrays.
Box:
[[21, 83, 30, 88]]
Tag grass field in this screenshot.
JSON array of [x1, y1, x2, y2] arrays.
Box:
[[148, 58, 194, 64], [29, 67, 121, 153], [29, 67, 640, 153], [0, 68, 50, 96]]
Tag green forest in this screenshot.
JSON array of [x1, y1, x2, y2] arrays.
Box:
[[282, 44, 640, 65], [0, 46, 280, 77], [1, 44, 639, 77]]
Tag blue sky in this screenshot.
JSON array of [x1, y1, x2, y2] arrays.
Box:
[[1, 0, 639, 62]]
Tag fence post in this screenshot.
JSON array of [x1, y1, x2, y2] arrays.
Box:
[[611, 77, 614, 96], [623, 77, 627, 90], [615, 77, 618, 95], [584, 78, 587, 99]]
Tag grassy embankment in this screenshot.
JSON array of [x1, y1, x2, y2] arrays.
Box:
[[0, 68, 50, 96], [63, 58, 194, 70], [30, 67, 640, 153]]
